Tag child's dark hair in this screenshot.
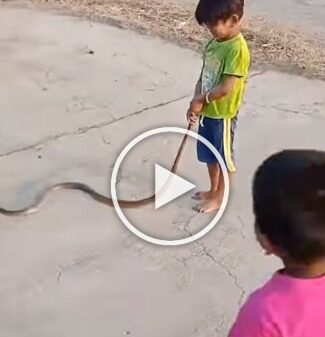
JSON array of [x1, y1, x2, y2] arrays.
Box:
[[253, 150, 325, 264], [195, 0, 244, 26]]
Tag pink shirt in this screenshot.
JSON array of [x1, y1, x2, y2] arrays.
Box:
[[229, 271, 325, 337]]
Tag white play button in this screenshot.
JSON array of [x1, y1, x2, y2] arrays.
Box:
[[155, 164, 196, 209], [112, 127, 230, 246]]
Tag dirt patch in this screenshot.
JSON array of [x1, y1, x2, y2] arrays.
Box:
[[6, 0, 325, 79]]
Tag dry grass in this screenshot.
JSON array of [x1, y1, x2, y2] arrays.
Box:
[[10, 0, 325, 79]]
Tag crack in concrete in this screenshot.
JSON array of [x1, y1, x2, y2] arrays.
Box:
[[272, 105, 311, 116], [146, 64, 170, 77], [171, 211, 198, 239], [65, 95, 110, 114], [217, 314, 226, 334], [198, 243, 246, 306], [0, 94, 189, 159], [170, 255, 193, 290], [180, 225, 229, 263], [255, 103, 324, 119], [56, 271, 62, 284], [238, 215, 246, 240], [184, 224, 246, 306], [182, 213, 198, 237], [176, 212, 246, 306], [249, 70, 267, 79], [56, 252, 101, 284], [98, 127, 112, 146], [37, 67, 70, 91]]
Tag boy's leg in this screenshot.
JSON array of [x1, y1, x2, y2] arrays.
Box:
[[194, 116, 237, 213], [193, 163, 220, 200], [194, 117, 221, 200], [195, 171, 234, 213], [194, 163, 222, 213], [216, 171, 235, 200]]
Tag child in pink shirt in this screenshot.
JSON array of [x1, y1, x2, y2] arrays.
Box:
[[229, 150, 325, 337]]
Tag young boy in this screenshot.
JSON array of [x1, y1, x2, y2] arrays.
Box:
[[188, 0, 250, 213], [229, 150, 325, 337]]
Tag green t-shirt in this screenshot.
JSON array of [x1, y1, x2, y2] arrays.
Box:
[[200, 33, 250, 119]]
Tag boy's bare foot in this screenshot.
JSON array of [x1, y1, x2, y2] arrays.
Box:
[[193, 198, 222, 214], [192, 191, 218, 201]]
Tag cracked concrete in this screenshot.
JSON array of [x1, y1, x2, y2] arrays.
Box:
[[0, 6, 324, 337], [0, 94, 188, 158]]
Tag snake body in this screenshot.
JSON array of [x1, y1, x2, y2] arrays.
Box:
[[0, 124, 191, 216]]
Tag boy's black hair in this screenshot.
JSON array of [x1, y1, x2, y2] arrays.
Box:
[[253, 150, 325, 264], [195, 0, 244, 26]]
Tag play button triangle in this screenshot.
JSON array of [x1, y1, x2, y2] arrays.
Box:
[[155, 164, 196, 209]]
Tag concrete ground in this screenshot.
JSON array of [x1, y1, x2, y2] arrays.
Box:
[[0, 6, 324, 337]]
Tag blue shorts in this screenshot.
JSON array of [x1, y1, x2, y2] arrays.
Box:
[[197, 116, 237, 172]]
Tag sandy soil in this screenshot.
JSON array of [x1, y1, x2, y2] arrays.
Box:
[[7, 0, 325, 80]]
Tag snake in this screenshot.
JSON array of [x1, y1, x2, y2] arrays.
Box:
[[0, 124, 192, 216]]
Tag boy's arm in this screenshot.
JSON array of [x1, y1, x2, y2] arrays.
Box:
[[190, 75, 237, 113], [187, 79, 202, 126], [194, 79, 202, 96], [191, 43, 248, 112], [206, 75, 237, 102], [205, 42, 249, 104], [193, 62, 204, 97]]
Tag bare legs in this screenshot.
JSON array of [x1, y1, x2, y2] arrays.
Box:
[[194, 164, 232, 213]]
